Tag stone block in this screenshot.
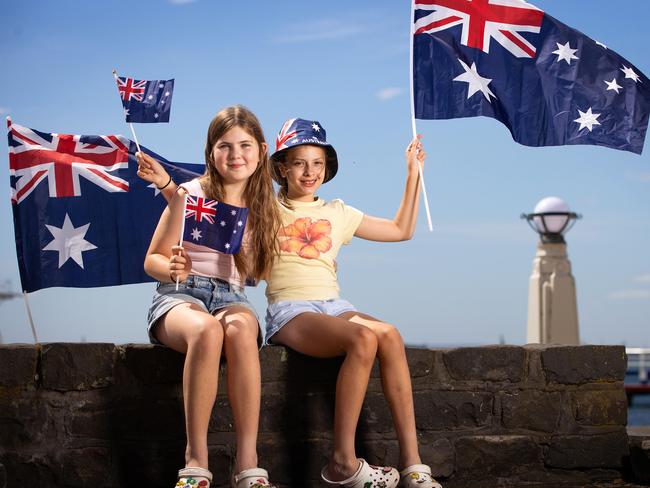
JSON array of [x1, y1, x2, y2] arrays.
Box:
[[546, 430, 629, 468], [40, 343, 116, 391], [54, 447, 113, 487], [111, 440, 186, 486], [257, 438, 330, 486], [0, 451, 57, 487], [120, 344, 183, 385], [541, 345, 626, 384], [418, 436, 455, 478], [501, 390, 563, 432], [260, 346, 289, 382], [454, 435, 543, 477], [113, 400, 185, 440], [0, 345, 38, 386], [0, 393, 51, 448], [443, 346, 525, 382], [573, 389, 627, 426], [414, 390, 493, 430]]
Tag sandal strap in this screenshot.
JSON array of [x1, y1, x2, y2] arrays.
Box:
[[178, 467, 213, 482], [400, 464, 432, 477], [232, 467, 271, 486]]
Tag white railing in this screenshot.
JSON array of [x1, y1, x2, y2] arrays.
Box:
[[626, 347, 650, 383]]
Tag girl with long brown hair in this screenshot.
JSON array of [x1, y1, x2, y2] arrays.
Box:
[[140, 105, 280, 488]]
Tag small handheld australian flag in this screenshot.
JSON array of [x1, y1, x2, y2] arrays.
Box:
[[182, 195, 248, 254], [115, 75, 174, 123]]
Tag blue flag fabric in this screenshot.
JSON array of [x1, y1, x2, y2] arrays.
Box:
[[8, 119, 203, 293], [413, 0, 650, 154], [182, 196, 248, 254], [116, 76, 174, 123]]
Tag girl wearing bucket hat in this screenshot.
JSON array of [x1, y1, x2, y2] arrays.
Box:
[[265, 118, 441, 488]]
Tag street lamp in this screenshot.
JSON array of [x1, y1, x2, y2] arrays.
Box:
[[521, 197, 581, 345]]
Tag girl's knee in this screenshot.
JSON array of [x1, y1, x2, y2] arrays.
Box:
[[374, 324, 405, 352], [348, 325, 378, 361], [187, 316, 223, 347], [222, 312, 259, 348]]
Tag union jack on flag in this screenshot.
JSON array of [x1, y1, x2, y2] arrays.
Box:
[[185, 195, 218, 224], [8, 119, 204, 292], [115, 75, 174, 123], [8, 120, 130, 204], [413, 0, 650, 154], [414, 0, 544, 58]]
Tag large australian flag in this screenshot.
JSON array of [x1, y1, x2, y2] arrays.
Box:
[[413, 0, 650, 154], [8, 119, 203, 293]]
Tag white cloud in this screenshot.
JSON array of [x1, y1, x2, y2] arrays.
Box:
[[634, 274, 650, 284], [376, 87, 403, 101], [272, 19, 365, 43], [168, 0, 196, 5], [608, 289, 650, 300]]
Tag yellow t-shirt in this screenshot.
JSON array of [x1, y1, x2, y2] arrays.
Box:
[[265, 197, 364, 303]]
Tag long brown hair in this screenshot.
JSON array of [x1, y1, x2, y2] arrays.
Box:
[[201, 105, 280, 281]]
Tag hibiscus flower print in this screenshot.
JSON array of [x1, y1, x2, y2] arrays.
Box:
[[279, 217, 332, 259]]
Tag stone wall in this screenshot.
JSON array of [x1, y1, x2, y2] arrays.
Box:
[[0, 344, 631, 488]]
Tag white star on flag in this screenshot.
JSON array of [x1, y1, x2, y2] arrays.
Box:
[[148, 95, 154, 100], [620, 66, 641, 83], [225, 243, 231, 249], [190, 228, 202, 241], [220, 221, 226, 226], [165, 92, 170, 97], [312, 123, 320, 131], [159, 83, 164, 88], [230, 210, 237, 216], [552, 41, 579, 64], [237, 221, 243, 227], [453, 59, 496, 103], [42, 214, 97, 269], [154, 113, 159, 119], [574, 107, 601, 132], [147, 183, 162, 196], [604, 78, 622, 94]]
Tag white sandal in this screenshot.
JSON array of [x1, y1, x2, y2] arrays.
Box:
[[231, 467, 276, 488], [399, 464, 442, 488], [321, 459, 399, 488], [176, 467, 212, 488]]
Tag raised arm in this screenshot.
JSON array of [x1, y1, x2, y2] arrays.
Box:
[[136, 151, 179, 203], [354, 136, 426, 242], [144, 187, 192, 283]]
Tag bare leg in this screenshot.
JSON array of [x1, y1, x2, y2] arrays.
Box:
[[216, 306, 261, 473], [341, 311, 421, 469], [272, 313, 378, 481], [155, 303, 224, 469]]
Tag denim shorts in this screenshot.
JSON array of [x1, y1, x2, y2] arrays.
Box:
[[147, 274, 259, 344], [264, 298, 357, 346]]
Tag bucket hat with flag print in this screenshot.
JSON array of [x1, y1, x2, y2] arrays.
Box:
[[270, 118, 339, 183]]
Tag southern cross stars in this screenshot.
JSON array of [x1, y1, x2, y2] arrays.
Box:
[[42, 214, 97, 268], [453, 59, 496, 102], [311, 123, 320, 132], [621, 65, 641, 83], [552, 41, 579, 64], [574, 107, 601, 132], [605, 78, 622, 93], [190, 228, 202, 241]]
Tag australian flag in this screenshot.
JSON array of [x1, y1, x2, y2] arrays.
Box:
[[116, 76, 174, 123], [8, 118, 204, 293], [413, 0, 650, 154], [182, 195, 248, 254]]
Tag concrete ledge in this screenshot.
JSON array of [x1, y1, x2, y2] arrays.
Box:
[[0, 344, 635, 487]]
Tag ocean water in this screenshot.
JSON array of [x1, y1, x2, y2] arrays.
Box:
[[628, 394, 650, 426]]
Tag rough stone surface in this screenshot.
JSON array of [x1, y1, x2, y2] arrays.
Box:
[[443, 346, 526, 382], [541, 345, 626, 384], [0, 343, 637, 487], [0, 344, 38, 387]]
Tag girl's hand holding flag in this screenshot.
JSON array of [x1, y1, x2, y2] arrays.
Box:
[[168, 245, 191, 284]]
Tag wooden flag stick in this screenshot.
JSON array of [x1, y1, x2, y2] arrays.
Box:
[[176, 193, 188, 291], [22, 291, 39, 344], [409, 0, 433, 232]]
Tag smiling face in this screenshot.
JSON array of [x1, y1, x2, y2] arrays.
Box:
[[210, 126, 266, 185], [279, 145, 328, 201]]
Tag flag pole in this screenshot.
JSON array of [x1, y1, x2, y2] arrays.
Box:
[[112, 68, 142, 153], [410, 0, 433, 232], [22, 291, 39, 344], [176, 193, 188, 291]]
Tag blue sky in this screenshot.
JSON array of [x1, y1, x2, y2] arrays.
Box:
[[1, 0, 648, 347]]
